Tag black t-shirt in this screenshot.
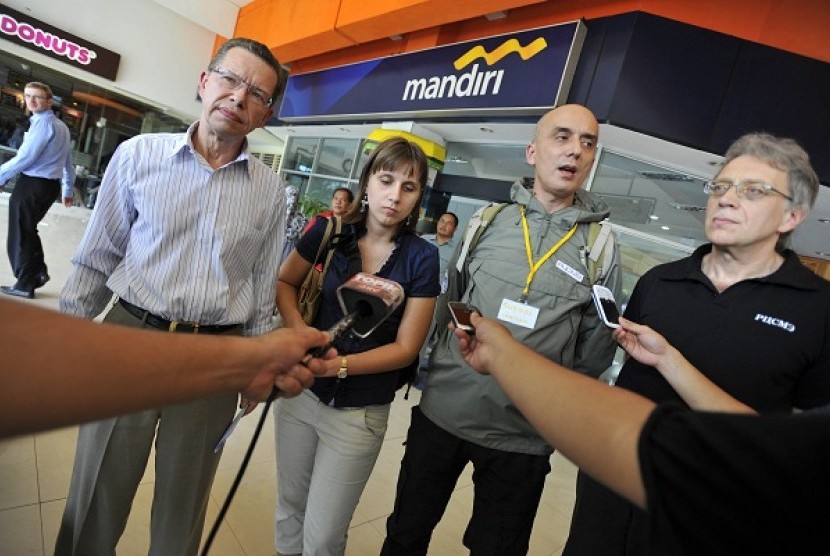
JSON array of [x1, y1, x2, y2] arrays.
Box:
[[616, 245, 830, 412], [640, 404, 830, 555]]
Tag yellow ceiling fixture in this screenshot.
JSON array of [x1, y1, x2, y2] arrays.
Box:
[[364, 128, 446, 171]]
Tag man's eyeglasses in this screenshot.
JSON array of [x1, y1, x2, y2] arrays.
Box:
[[24, 93, 48, 101], [703, 179, 793, 202], [208, 67, 273, 107]]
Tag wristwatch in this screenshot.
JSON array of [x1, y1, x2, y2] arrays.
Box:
[[337, 357, 348, 379]]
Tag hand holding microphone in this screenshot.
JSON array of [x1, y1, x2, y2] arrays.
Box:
[[304, 272, 405, 361]]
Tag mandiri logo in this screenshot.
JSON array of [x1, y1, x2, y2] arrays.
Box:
[[402, 37, 548, 101]]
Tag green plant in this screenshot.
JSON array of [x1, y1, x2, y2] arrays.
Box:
[[298, 197, 329, 218]]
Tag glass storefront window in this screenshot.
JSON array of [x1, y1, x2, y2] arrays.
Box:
[[590, 149, 710, 249], [443, 142, 530, 180], [281, 136, 363, 217], [283, 137, 319, 173], [318, 138, 360, 178], [587, 149, 705, 383]]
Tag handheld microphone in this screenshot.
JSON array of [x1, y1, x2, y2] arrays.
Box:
[[203, 273, 404, 555], [306, 272, 404, 359]]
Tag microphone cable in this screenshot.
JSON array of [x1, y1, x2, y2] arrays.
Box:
[[200, 386, 279, 556], [200, 312, 360, 555]]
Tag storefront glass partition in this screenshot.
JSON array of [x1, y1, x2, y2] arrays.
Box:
[[587, 148, 707, 382], [280, 136, 363, 216]]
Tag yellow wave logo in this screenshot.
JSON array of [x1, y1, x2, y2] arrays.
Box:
[[453, 37, 547, 71]]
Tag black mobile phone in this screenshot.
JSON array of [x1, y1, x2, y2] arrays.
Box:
[[591, 285, 620, 328], [448, 301, 478, 334]]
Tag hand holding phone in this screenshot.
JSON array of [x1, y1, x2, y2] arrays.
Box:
[[448, 301, 479, 334], [591, 285, 620, 328]]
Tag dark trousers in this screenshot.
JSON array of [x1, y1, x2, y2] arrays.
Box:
[[381, 406, 551, 556], [563, 470, 648, 556], [7, 174, 59, 288]]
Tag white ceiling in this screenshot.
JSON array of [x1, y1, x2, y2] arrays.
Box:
[[153, 0, 254, 37], [265, 121, 830, 261]]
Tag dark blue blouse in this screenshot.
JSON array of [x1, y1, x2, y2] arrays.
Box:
[[296, 217, 440, 406]]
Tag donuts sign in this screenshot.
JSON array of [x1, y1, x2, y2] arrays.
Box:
[[0, 5, 120, 80]]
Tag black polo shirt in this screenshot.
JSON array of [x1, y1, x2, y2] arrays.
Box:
[[616, 245, 830, 412]]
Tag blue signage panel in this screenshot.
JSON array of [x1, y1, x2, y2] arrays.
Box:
[[279, 21, 585, 122]]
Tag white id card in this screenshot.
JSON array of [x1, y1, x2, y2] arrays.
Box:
[[497, 298, 539, 329]]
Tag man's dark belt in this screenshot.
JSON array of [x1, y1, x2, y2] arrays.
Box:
[[118, 298, 243, 334]]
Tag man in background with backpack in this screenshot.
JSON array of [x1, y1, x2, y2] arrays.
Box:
[[382, 104, 621, 555]]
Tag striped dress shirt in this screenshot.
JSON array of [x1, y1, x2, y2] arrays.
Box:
[[60, 122, 284, 336]]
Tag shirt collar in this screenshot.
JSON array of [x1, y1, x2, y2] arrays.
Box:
[[170, 122, 253, 175], [664, 244, 823, 291], [29, 110, 53, 123]]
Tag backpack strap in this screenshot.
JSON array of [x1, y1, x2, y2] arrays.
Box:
[[455, 202, 508, 274], [586, 219, 614, 285]]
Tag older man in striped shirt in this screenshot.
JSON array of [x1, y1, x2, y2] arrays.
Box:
[[55, 38, 289, 556]]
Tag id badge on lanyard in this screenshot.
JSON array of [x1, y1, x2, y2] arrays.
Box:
[[496, 206, 576, 330]]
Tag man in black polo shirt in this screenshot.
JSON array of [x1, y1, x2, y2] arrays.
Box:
[[565, 132, 830, 556]]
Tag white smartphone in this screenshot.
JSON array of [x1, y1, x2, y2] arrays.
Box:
[[591, 285, 620, 328], [448, 301, 478, 334]]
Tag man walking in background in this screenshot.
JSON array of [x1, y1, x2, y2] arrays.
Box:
[[0, 81, 74, 299]]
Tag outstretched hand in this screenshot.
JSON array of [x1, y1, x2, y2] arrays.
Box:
[[241, 326, 336, 401], [451, 313, 514, 375], [612, 317, 672, 368]]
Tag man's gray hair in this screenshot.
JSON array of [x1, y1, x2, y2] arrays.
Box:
[[719, 132, 819, 250], [719, 132, 819, 211]]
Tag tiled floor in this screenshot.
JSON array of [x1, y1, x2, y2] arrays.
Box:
[[0, 195, 578, 555]]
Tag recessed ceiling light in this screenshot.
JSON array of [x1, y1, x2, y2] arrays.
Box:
[[649, 215, 659, 220], [660, 226, 671, 231]]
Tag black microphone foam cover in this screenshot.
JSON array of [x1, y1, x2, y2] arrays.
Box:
[[336, 273, 404, 337]]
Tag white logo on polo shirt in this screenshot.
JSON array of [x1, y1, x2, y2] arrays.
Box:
[[754, 313, 795, 332]]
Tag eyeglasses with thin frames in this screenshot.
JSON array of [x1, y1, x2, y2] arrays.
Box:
[[24, 93, 49, 101], [208, 67, 273, 107], [703, 179, 793, 202]]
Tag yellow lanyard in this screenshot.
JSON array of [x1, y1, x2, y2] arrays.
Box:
[[519, 205, 577, 302]]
